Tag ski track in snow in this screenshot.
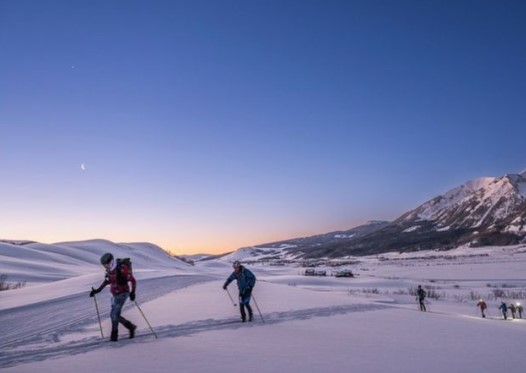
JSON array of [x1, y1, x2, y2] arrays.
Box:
[[0, 295, 389, 369], [0, 275, 214, 366]]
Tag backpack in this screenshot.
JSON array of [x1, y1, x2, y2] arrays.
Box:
[[116, 258, 132, 286]]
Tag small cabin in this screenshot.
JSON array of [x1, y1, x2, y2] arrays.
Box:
[[334, 270, 354, 278], [303, 269, 326, 276]]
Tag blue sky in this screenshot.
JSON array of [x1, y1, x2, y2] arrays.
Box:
[[1, 0, 525, 254]]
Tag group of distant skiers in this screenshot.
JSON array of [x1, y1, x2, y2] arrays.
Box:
[[417, 285, 522, 321], [487, 300, 523, 320], [89, 253, 256, 342], [476, 299, 523, 320]]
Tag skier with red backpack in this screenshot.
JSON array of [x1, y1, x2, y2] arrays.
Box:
[[89, 253, 137, 342]]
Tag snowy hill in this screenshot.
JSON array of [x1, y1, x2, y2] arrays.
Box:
[[220, 221, 390, 262], [0, 239, 189, 284], [219, 245, 295, 263]]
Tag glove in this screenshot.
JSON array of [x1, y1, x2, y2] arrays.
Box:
[[89, 287, 99, 297], [222, 284, 227, 290], [129, 292, 136, 301]]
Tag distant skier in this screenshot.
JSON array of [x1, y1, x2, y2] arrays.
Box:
[[498, 301, 508, 320], [223, 261, 256, 322], [89, 253, 137, 341], [517, 303, 523, 318], [417, 285, 427, 311], [509, 303, 516, 319], [476, 299, 487, 318]]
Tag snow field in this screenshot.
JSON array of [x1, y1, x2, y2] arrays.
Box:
[[2, 242, 526, 372], [3, 278, 525, 373]]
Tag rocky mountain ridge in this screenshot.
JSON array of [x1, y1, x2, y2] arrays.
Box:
[[226, 169, 526, 260]]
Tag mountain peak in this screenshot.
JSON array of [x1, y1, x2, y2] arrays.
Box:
[[520, 168, 526, 178]]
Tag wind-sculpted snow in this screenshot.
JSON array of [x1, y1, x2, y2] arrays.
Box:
[[0, 239, 189, 283], [0, 302, 389, 369]]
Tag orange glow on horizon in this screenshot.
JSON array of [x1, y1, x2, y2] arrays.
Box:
[[3, 217, 366, 256]]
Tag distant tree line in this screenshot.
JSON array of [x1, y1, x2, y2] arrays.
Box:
[[0, 274, 26, 291]]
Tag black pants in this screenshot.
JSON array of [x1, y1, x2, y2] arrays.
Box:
[[239, 304, 253, 321]]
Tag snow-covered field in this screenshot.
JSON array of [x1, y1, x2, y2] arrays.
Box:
[[1, 241, 526, 372]]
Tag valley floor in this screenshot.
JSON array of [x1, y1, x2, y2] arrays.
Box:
[[2, 247, 526, 372]]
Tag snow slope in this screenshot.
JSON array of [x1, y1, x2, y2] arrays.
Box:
[[0, 239, 189, 284], [1, 241, 526, 372]]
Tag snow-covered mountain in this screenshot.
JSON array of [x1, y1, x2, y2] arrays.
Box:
[[328, 169, 526, 257], [218, 221, 390, 262], [397, 171, 526, 233], [225, 169, 526, 260]]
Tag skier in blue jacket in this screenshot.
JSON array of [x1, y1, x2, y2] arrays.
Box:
[[499, 301, 508, 320], [223, 261, 256, 322]]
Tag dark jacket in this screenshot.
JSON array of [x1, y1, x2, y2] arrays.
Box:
[[96, 263, 136, 296], [224, 266, 256, 293]]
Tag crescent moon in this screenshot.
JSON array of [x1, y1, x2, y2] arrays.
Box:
[[81, 163, 86, 171]]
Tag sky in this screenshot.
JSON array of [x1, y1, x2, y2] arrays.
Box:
[[1, 0, 526, 255]]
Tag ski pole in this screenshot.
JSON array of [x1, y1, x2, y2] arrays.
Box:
[[134, 300, 158, 339], [251, 294, 265, 323], [92, 290, 104, 338], [226, 288, 237, 306]]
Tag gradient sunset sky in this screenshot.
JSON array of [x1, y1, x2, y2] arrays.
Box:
[[1, 1, 525, 255]]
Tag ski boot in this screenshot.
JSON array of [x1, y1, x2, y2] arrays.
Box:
[[122, 320, 137, 339], [110, 328, 119, 342]]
